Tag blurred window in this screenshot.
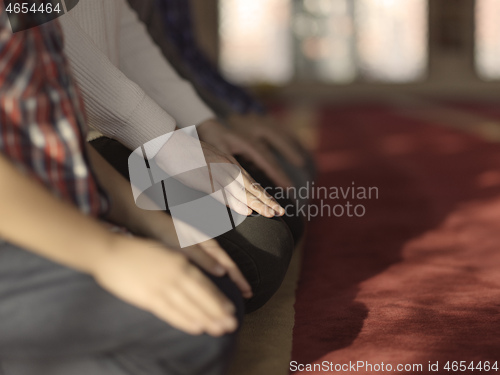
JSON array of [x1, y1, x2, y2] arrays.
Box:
[[355, 0, 428, 82], [475, 0, 500, 80], [219, 0, 428, 84], [293, 0, 357, 83], [219, 0, 293, 84]]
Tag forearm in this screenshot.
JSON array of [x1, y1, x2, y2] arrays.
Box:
[[0, 154, 117, 274], [60, 12, 177, 150], [119, 0, 215, 128], [86, 145, 180, 247]]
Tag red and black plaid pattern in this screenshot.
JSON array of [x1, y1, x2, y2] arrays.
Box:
[[0, 7, 108, 217]]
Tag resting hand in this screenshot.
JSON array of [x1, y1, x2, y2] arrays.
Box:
[[181, 238, 253, 299], [92, 236, 238, 337], [198, 119, 294, 189], [154, 127, 285, 218], [229, 113, 306, 169]]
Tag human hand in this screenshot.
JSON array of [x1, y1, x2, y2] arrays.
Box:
[[92, 236, 238, 337], [154, 127, 285, 218], [198, 119, 294, 189], [229, 113, 306, 168], [158, 222, 252, 299], [181, 238, 253, 299]]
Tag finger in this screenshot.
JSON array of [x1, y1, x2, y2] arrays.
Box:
[[245, 191, 276, 218], [241, 141, 293, 188], [164, 288, 229, 336], [207, 158, 253, 216], [225, 180, 274, 218], [149, 295, 204, 336], [183, 268, 236, 318], [230, 167, 283, 217], [200, 240, 253, 298], [223, 186, 253, 216], [260, 131, 306, 167], [214, 164, 256, 215], [180, 278, 238, 334], [212, 156, 282, 217], [209, 185, 251, 216], [242, 171, 285, 216], [226, 134, 293, 188], [183, 246, 226, 277]]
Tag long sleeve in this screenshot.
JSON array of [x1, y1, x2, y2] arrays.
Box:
[[118, 0, 216, 128], [59, 11, 177, 151]]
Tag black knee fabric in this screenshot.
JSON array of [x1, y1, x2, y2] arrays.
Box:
[[234, 156, 306, 245], [90, 137, 299, 312], [216, 214, 294, 313]]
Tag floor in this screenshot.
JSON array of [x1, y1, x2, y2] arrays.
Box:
[[292, 98, 500, 373], [230, 97, 500, 375]]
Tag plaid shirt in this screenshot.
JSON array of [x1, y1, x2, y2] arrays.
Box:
[[156, 0, 266, 115], [0, 8, 108, 217]]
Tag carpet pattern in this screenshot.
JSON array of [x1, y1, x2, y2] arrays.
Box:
[[291, 103, 500, 373]]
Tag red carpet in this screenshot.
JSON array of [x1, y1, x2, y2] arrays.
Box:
[[291, 103, 500, 373]]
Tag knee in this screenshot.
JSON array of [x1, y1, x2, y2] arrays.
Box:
[[256, 217, 295, 277], [220, 216, 294, 313], [238, 215, 294, 267], [279, 198, 306, 245], [246, 217, 294, 312]]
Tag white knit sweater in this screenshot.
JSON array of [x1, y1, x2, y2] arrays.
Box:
[[60, 0, 215, 150]]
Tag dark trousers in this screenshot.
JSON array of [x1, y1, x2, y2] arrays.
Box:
[[0, 241, 243, 375], [90, 137, 305, 313]]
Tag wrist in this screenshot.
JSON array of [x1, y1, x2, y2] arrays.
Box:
[[89, 234, 159, 277], [141, 212, 180, 248], [85, 231, 124, 276]]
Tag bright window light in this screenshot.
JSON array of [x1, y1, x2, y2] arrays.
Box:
[[219, 0, 293, 84], [475, 0, 500, 80], [355, 0, 428, 82], [219, 0, 428, 84]]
